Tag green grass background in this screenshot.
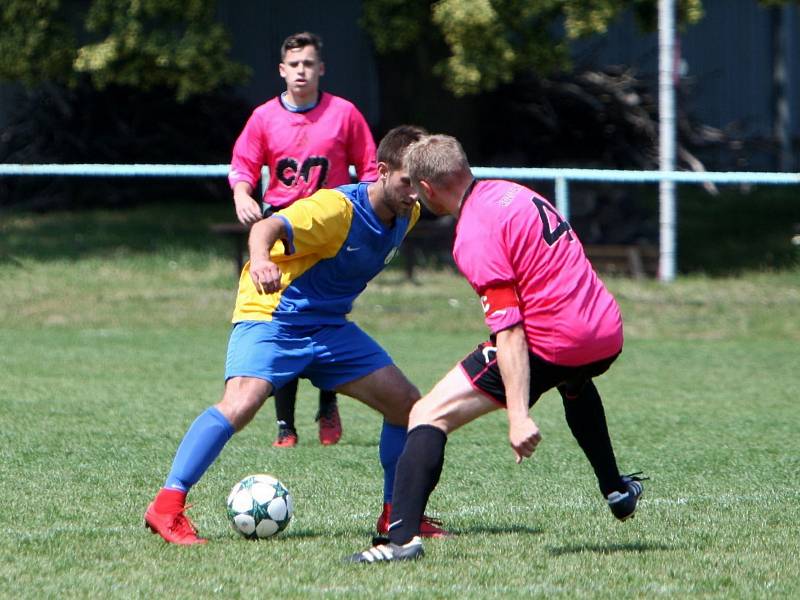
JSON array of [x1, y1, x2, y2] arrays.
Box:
[[1, 203, 799, 598]]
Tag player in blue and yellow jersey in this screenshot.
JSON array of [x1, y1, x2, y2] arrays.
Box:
[[230, 31, 381, 449], [144, 125, 449, 545]]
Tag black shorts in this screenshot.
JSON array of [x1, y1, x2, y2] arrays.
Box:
[[459, 340, 619, 407]]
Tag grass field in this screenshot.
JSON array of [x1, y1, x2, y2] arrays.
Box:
[[1, 205, 799, 598]]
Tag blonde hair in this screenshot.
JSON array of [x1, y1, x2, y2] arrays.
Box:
[[403, 134, 471, 186]]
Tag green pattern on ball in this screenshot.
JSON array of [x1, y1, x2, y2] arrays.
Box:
[[226, 474, 293, 539]]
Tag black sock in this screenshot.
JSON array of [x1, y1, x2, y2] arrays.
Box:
[[318, 389, 337, 412], [274, 377, 299, 430], [388, 425, 447, 545], [559, 380, 624, 497]]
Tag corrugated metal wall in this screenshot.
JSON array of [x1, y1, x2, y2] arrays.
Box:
[[219, 0, 797, 169], [573, 0, 799, 168]]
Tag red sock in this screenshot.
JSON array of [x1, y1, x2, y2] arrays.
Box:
[[153, 488, 187, 514]]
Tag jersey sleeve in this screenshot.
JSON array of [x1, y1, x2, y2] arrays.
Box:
[[466, 216, 517, 290], [345, 106, 378, 181], [272, 189, 352, 259], [465, 214, 523, 333], [228, 109, 267, 190]]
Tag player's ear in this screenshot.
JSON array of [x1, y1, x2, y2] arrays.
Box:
[[377, 162, 390, 180], [419, 180, 433, 197], [318, 61, 325, 77]]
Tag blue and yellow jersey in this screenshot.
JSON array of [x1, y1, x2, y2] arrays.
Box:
[[232, 182, 420, 324]]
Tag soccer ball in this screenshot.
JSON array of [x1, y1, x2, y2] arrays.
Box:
[[226, 474, 293, 539]]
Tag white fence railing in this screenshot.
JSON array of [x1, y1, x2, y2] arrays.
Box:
[[3, 163, 799, 281]]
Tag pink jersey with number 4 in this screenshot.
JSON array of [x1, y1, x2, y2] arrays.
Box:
[[454, 180, 623, 366], [228, 92, 378, 209]]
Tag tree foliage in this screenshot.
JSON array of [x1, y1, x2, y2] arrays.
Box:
[[364, 0, 800, 97], [0, 0, 76, 85], [362, 0, 705, 96], [0, 0, 249, 102]]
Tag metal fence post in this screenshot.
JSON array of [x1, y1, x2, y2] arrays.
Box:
[[555, 177, 569, 223], [659, 0, 678, 282]]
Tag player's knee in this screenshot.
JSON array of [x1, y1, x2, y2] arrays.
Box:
[[382, 383, 420, 425], [402, 384, 422, 414], [408, 394, 440, 429], [408, 383, 421, 403], [558, 380, 585, 401], [219, 377, 271, 428]]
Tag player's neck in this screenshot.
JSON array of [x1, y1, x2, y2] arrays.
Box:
[[367, 182, 394, 227], [458, 178, 477, 211], [281, 90, 320, 112], [367, 180, 392, 227], [451, 176, 476, 218]]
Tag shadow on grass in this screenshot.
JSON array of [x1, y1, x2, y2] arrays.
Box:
[[462, 524, 544, 536], [0, 200, 234, 263], [5, 187, 797, 274], [548, 541, 675, 556], [219, 523, 547, 541], [635, 184, 800, 274], [0, 201, 437, 280], [204, 528, 322, 543]]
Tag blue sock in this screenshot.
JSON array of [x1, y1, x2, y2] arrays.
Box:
[[164, 406, 235, 492], [379, 421, 408, 503]]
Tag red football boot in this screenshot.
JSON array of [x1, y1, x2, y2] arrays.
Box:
[[145, 496, 207, 545], [316, 403, 342, 446], [376, 502, 451, 538], [272, 426, 298, 448]]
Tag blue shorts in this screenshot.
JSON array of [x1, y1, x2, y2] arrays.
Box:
[[224, 321, 394, 391]]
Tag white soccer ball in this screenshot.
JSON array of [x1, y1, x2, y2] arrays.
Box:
[[226, 474, 293, 539]]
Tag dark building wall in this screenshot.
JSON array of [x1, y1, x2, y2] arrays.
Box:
[[1, 0, 795, 169], [218, 0, 798, 169], [215, 0, 380, 126], [572, 0, 799, 169]]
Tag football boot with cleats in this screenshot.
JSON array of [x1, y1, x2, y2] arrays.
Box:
[[316, 402, 342, 446], [607, 472, 648, 521], [346, 536, 424, 564], [272, 425, 298, 448], [144, 502, 207, 545], [376, 502, 451, 538]]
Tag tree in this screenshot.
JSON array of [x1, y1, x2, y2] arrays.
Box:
[[362, 0, 704, 97], [0, 0, 249, 102], [0, 1, 252, 208]]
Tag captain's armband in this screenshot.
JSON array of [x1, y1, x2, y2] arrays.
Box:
[[479, 284, 523, 333], [479, 285, 519, 317]]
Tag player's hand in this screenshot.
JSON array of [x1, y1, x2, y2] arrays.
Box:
[[234, 195, 263, 226], [509, 417, 542, 464], [249, 258, 282, 294]]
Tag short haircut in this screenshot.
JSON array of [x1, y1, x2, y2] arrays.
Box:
[[281, 32, 323, 60], [377, 125, 429, 170], [403, 134, 471, 185]]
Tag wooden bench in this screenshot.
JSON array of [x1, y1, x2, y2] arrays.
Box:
[[210, 217, 458, 280], [583, 244, 659, 279], [398, 219, 659, 280], [211, 221, 658, 280]]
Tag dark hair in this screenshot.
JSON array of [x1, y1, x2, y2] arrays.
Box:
[[377, 125, 429, 169], [281, 32, 323, 60]]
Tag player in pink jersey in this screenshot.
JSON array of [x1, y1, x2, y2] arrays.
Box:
[[228, 32, 379, 449], [349, 134, 646, 563]]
